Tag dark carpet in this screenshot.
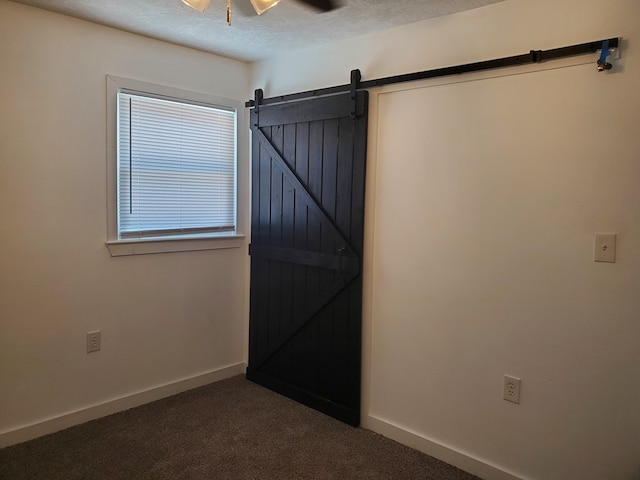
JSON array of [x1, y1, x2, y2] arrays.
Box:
[[0, 375, 482, 480]]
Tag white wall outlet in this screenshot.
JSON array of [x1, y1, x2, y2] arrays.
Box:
[[594, 233, 616, 263], [86, 331, 101, 353], [503, 375, 521, 404]]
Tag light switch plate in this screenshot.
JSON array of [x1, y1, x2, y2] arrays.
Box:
[[594, 234, 616, 263]]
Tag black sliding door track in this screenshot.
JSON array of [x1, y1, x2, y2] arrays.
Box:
[[246, 37, 619, 107]]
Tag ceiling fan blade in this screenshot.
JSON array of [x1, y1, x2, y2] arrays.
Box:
[[182, 0, 211, 13], [295, 0, 339, 12], [250, 0, 282, 15]]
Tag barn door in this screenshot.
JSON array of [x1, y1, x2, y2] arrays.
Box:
[[248, 90, 368, 426]]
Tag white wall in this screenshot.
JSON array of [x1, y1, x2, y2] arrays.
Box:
[[2, 1, 639, 478], [253, 1, 640, 479], [0, 1, 250, 445]]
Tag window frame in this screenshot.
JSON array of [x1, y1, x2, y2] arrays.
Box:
[[105, 75, 244, 256]]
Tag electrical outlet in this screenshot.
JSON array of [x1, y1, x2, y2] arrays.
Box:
[[503, 375, 520, 404], [86, 331, 101, 353]]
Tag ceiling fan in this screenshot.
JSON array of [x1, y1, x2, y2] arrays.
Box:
[[182, 0, 338, 25]]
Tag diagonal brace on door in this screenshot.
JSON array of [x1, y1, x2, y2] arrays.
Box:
[[251, 126, 359, 256], [249, 261, 359, 370]]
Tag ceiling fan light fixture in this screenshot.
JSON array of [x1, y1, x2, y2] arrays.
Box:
[[250, 0, 282, 15], [182, 0, 211, 13]]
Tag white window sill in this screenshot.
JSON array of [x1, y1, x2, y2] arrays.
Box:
[[105, 234, 245, 257]]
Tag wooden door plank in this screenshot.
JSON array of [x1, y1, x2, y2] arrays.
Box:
[[282, 123, 297, 250], [346, 280, 363, 410], [291, 121, 309, 390], [331, 287, 350, 406], [335, 116, 354, 241], [280, 124, 296, 378], [257, 93, 353, 128], [258, 142, 272, 244], [294, 122, 309, 185], [249, 110, 262, 366], [321, 119, 338, 218], [269, 126, 284, 367], [256, 141, 272, 360], [308, 120, 324, 202], [255, 258, 271, 362], [350, 91, 369, 253], [317, 117, 340, 400], [250, 110, 261, 237]]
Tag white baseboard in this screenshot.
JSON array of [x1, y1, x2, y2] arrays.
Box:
[[0, 363, 246, 449], [364, 415, 526, 480]]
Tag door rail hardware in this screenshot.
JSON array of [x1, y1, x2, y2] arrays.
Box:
[[246, 37, 620, 108]]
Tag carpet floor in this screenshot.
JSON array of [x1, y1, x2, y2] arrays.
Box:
[[0, 375, 482, 480]]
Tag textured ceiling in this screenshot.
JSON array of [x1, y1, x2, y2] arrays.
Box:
[[10, 0, 506, 62]]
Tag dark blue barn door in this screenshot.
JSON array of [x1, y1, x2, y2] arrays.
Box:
[[248, 90, 368, 425]]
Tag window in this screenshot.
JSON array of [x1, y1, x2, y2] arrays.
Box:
[[106, 76, 244, 256]]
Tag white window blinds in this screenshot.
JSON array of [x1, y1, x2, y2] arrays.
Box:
[[117, 90, 236, 239]]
